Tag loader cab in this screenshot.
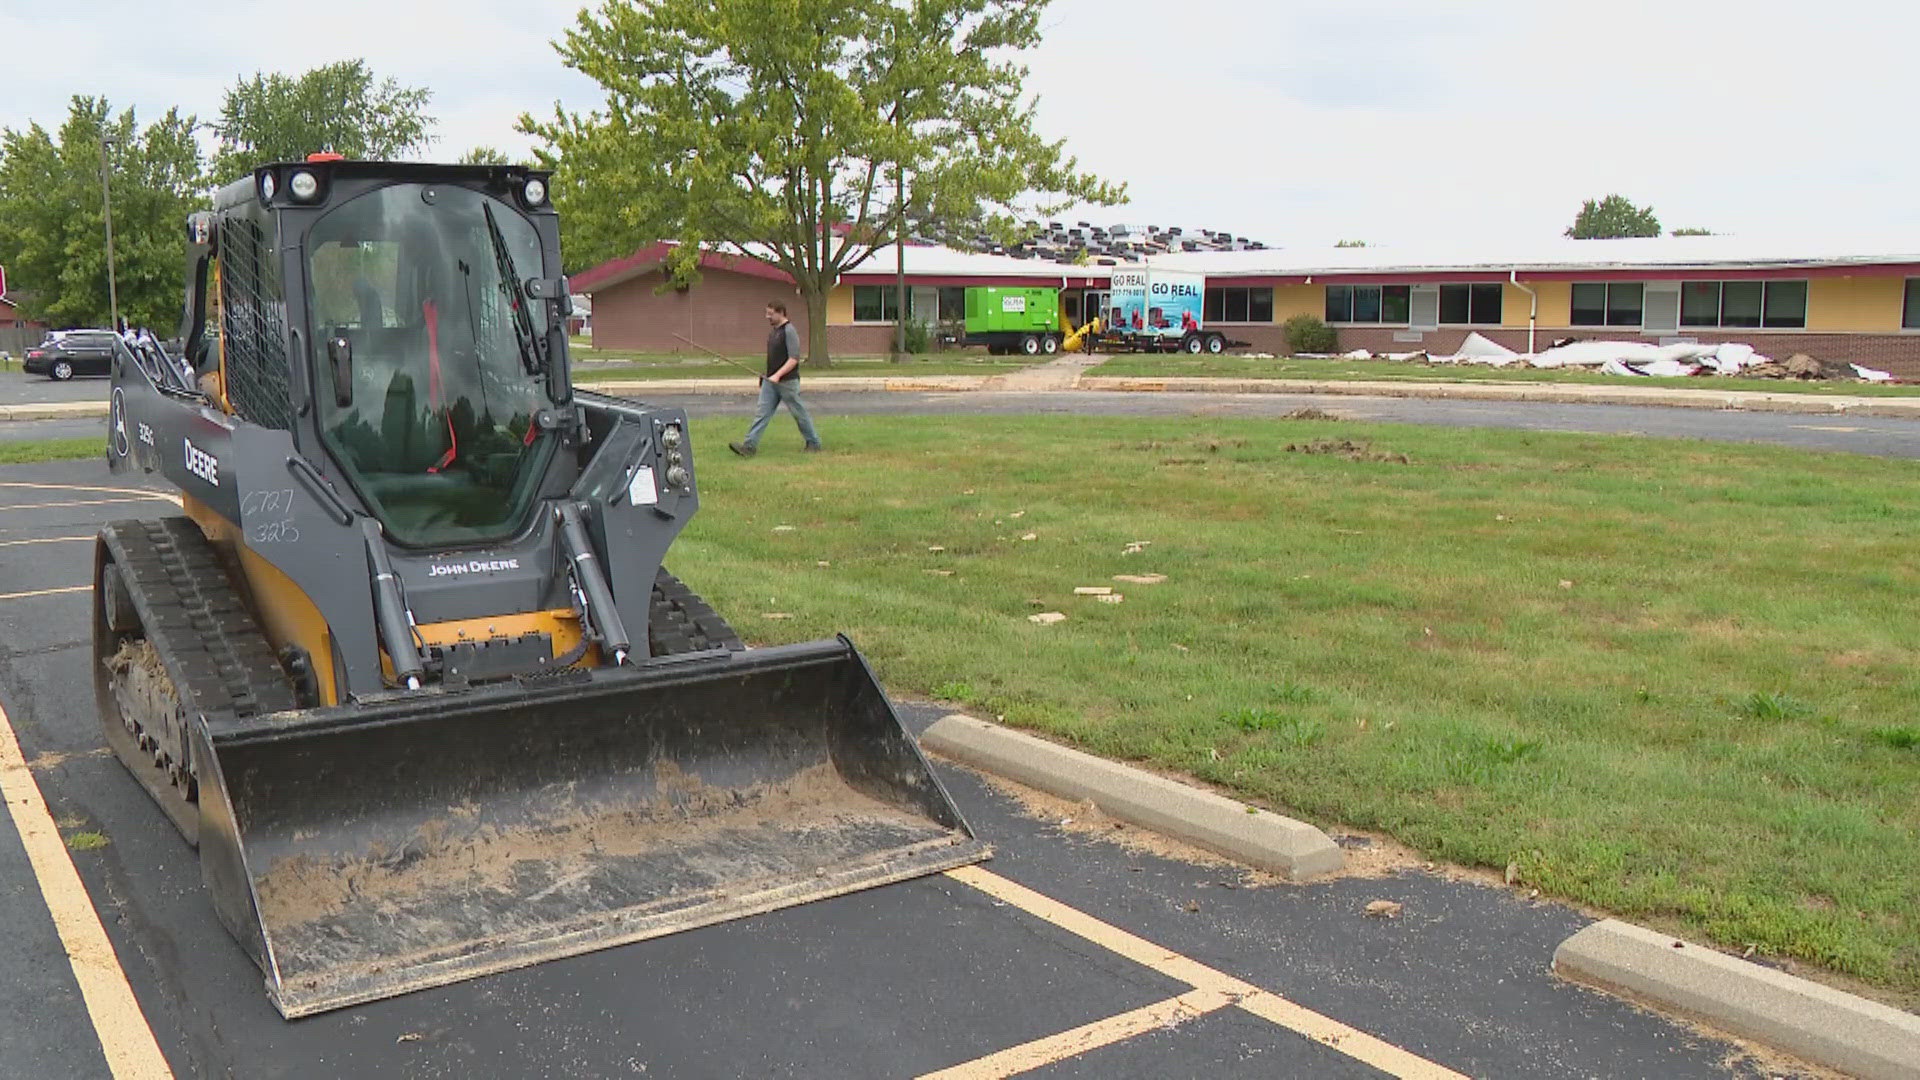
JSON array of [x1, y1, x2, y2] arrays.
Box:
[[307, 180, 566, 546], [194, 161, 575, 549], [216, 163, 570, 551]]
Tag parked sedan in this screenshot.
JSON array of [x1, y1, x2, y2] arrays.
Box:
[[22, 330, 118, 380]]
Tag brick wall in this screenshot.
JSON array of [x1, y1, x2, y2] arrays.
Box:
[[591, 268, 805, 356], [1211, 324, 1920, 380], [588, 268, 902, 361]]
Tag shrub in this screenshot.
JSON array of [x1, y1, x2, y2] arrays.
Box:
[[1283, 314, 1337, 354], [896, 319, 931, 358]]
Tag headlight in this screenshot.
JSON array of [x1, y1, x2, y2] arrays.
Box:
[[288, 170, 320, 201], [522, 178, 547, 206], [660, 424, 682, 449], [259, 172, 277, 202]]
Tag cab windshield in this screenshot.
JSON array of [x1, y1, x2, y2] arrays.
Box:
[[308, 183, 555, 546]]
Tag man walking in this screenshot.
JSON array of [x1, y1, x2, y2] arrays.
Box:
[[731, 300, 821, 456]]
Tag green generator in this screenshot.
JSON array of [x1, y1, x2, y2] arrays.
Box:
[[963, 286, 1063, 356]]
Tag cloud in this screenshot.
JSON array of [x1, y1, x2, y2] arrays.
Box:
[[5, 0, 1913, 248], [0, 0, 600, 164], [1028, 0, 1918, 245]]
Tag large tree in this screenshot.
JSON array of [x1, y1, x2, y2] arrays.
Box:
[[522, 0, 1123, 364], [458, 146, 514, 165], [1565, 194, 1661, 239], [0, 96, 205, 330], [213, 59, 436, 177]]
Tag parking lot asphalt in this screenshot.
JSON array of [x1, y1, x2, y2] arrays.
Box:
[[0, 457, 1815, 1078], [0, 368, 109, 405]]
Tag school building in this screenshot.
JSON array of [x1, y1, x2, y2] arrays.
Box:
[[572, 235, 1920, 376]]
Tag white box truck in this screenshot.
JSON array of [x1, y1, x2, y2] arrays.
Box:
[[1095, 267, 1235, 354]]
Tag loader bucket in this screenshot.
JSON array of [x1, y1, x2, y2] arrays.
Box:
[[192, 637, 988, 1018]]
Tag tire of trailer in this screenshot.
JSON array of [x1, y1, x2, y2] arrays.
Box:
[[1019, 334, 1041, 356], [1205, 333, 1225, 354], [649, 569, 745, 656], [1183, 333, 1204, 354], [1041, 334, 1060, 355]]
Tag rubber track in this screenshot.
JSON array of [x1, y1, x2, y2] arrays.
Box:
[[648, 569, 744, 656], [102, 517, 298, 734]]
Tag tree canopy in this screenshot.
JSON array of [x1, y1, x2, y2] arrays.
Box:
[[521, 0, 1123, 362], [458, 146, 514, 166], [0, 96, 205, 330], [213, 59, 435, 178], [1565, 194, 1661, 239]]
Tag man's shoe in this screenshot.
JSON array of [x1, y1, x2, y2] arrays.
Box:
[[729, 442, 755, 457], [802, 444, 822, 452]]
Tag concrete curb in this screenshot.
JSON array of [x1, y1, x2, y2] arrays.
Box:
[[1077, 374, 1920, 418], [582, 376, 990, 396], [0, 402, 109, 422], [1554, 919, 1920, 1079], [921, 713, 1343, 881]]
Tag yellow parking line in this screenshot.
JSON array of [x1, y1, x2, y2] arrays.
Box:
[[918, 988, 1234, 1079], [0, 536, 94, 547], [0, 586, 90, 602], [0, 698, 173, 1078], [0, 481, 177, 502], [945, 866, 1468, 1080], [0, 498, 163, 512]]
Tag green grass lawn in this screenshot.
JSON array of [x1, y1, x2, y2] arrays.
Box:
[[675, 414, 1919, 1002], [0, 438, 102, 465], [1089, 353, 1920, 397]]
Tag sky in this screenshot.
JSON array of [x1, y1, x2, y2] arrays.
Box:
[[1, 0, 1912, 250]]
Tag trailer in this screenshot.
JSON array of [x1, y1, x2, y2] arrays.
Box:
[[962, 286, 1066, 355], [1088, 267, 1244, 354]]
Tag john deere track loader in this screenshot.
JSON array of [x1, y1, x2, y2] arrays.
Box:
[[95, 158, 987, 1018]]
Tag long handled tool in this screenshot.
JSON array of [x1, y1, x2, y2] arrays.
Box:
[[672, 332, 767, 380]]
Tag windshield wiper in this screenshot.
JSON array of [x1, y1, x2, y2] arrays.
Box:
[[482, 201, 545, 375]]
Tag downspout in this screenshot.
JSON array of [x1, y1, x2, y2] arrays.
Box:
[[1510, 271, 1537, 355]]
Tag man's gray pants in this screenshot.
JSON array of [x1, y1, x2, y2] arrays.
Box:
[[743, 378, 820, 450]]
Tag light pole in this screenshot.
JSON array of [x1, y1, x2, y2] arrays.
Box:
[[99, 133, 120, 332]]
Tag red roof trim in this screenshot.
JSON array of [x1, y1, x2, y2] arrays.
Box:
[[1307, 271, 1512, 285], [838, 273, 1104, 288], [571, 243, 794, 293], [1286, 262, 1920, 285], [1518, 263, 1920, 282]]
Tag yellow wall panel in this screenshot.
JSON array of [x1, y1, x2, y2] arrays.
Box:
[[1806, 276, 1906, 333], [1501, 282, 1537, 328], [1516, 281, 1571, 326], [1273, 284, 1321, 322], [826, 283, 854, 325]]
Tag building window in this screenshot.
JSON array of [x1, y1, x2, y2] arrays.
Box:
[[1905, 279, 1920, 330], [1325, 284, 1410, 325], [1762, 281, 1807, 329], [1438, 283, 1502, 325], [853, 284, 903, 323], [1571, 282, 1643, 327], [938, 287, 965, 322], [1678, 280, 1806, 329], [1204, 287, 1274, 323]]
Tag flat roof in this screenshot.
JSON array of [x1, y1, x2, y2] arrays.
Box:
[[574, 234, 1920, 293], [1147, 234, 1920, 277]]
